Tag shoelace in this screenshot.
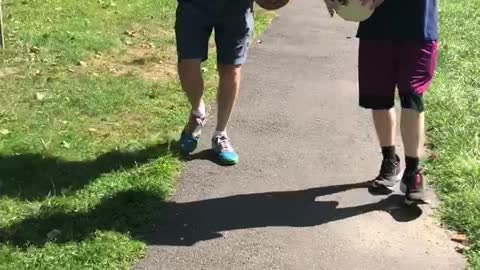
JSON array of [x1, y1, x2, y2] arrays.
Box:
[[187, 113, 206, 136], [377, 159, 397, 178], [189, 114, 205, 126], [216, 136, 232, 151]]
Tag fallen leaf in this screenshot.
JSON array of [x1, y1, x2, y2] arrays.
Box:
[[132, 58, 146, 65], [29, 46, 40, 54], [78, 61, 88, 67], [124, 30, 138, 37], [33, 69, 41, 76], [142, 42, 156, 49], [425, 142, 435, 149], [451, 233, 467, 244], [60, 141, 71, 149], [0, 129, 11, 135], [428, 152, 439, 160], [88, 128, 98, 133], [35, 92, 47, 101]]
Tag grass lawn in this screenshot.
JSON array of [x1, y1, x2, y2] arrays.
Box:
[[425, 0, 480, 268], [0, 1, 274, 269]]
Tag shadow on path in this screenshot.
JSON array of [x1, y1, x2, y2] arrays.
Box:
[[1, 181, 422, 248]]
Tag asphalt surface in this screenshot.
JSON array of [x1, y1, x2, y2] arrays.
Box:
[[135, 0, 466, 269]]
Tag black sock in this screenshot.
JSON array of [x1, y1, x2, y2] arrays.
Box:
[[381, 146, 396, 162], [405, 156, 420, 174]]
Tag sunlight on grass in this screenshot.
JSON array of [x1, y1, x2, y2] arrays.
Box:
[[0, 0, 274, 269], [425, 0, 480, 268]]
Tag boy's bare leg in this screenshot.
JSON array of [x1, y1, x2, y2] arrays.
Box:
[[400, 109, 424, 159], [369, 108, 402, 193], [372, 109, 396, 147], [400, 108, 426, 204]]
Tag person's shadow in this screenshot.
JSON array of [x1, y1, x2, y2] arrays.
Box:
[[182, 149, 225, 166], [0, 140, 179, 200], [0, 181, 423, 248]]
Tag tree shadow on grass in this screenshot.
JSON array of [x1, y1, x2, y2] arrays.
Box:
[[0, 181, 423, 248], [0, 140, 180, 201]]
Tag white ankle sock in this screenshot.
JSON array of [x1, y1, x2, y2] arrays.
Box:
[[213, 130, 227, 138], [192, 101, 206, 118]]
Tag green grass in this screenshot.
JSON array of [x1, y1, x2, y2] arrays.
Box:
[[0, 1, 275, 269], [425, 0, 480, 268]]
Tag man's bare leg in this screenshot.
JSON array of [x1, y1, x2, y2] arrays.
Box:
[[178, 59, 207, 154], [178, 59, 206, 117], [215, 64, 241, 133], [210, 64, 242, 165]]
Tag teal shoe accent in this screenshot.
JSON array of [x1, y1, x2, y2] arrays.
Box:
[[180, 132, 199, 154], [212, 135, 238, 165], [217, 150, 239, 165]]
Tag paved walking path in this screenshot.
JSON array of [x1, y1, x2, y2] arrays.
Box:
[[135, 1, 465, 269]]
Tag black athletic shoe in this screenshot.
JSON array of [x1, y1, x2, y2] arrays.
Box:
[[401, 171, 426, 205], [369, 155, 402, 194]]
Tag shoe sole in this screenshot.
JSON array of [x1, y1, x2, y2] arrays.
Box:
[[371, 172, 402, 192], [180, 139, 199, 155], [181, 113, 206, 154], [220, 159, 238, 166], [209, 148, 239, 166], [400, 181, 407, 193], [400, 181, 426, 205]]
